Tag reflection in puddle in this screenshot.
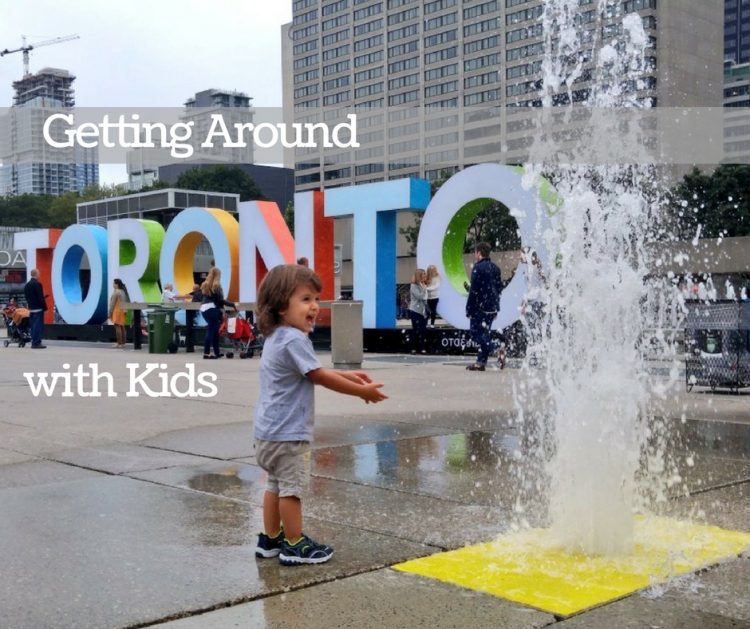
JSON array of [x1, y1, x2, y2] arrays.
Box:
[[312, 418, 750, 521], [313, 430, 547, 514]]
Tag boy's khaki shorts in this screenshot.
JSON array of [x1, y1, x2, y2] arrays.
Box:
[[254, 439, 311, 498]]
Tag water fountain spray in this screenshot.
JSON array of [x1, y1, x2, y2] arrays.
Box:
[[518, 0, 682, 555]]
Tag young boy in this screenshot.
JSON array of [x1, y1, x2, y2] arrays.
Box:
[[253, 264, 388, 565]]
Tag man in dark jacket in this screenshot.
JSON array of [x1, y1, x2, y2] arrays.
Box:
[[24, 269, 48, 349], [465, 242, 503, 371]]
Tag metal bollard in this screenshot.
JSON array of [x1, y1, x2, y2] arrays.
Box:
[[331, 300, 363, 369]]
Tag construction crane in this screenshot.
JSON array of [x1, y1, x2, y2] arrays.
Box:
[[0, 34, 80, 76]]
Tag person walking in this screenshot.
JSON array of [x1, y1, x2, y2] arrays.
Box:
[[465, 242, 503, 371], [409, 268, 428, 354], [24, 269, 48, 349], [109, 279, 129, 349], [200, 267, 235, 359], [425, 265, 441, 327], [253, 264, 387, 565]]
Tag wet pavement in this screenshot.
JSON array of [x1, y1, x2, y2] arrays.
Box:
[[0, 342, 749, 628]]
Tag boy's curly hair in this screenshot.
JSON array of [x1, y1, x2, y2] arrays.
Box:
[[256, 264, 323, 335]]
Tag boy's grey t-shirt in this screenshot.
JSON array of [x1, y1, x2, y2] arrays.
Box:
[[254, 325, 322, 442]]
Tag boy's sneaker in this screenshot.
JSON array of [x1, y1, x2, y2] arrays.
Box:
[[255, 530, 284, 558], [279, 534, 333, 566]]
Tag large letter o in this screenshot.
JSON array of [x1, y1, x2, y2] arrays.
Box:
[[159, 208, 239, 299], [52, 225, 109, 324], [416, 164, 558, 331]]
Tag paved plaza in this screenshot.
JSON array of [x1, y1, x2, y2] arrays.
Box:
[[1, 342, 749, 628]]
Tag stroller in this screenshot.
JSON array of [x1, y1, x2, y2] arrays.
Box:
[[219, 311, 263, 359], [3, 307, 31, 348]]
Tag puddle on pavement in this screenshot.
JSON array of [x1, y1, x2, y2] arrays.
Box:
[[312, 429, 547, 508], [178, 418, 750, 526]]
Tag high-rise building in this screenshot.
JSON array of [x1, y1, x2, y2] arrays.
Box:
[[284, 0, 723, 193], [722, 0, 750, 163], [181, 88, 255, 162], [723, 61, 750, 162], [725, 0, 750, 64], [724, 60, 750, 107], [0, 68, 99, 196], [126, 88, 255, 190]]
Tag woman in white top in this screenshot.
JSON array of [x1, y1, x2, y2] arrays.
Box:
[[425, 265, 440, 328], [409, 268, 428, 354]]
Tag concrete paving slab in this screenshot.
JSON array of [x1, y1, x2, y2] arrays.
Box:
[[672, 455, 750, 496], [0, 393, 248, 449], [0, 447, 37, 465], [307, 476, 512, 549], [0, 459, 103, 489], [139, 422, 255, 460], [130, 460, 266, 502], [555, 595, 748, 628], [674, 418, 750, 460], [151, 569, 555, 629], [0, 420, 113, 457], [0, 475, 432, 629], [131, 461, 511, 550], [50, 444, 216, 474], [667, 483, 750, 533], [676, 391, 750, 425], [655, 557, 750, 623]]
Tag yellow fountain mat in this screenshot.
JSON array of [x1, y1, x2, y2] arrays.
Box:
[[393, 516, 750, 617]]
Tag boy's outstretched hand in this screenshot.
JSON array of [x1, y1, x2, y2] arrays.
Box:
[[308, 368, 389, 404], [339, 371, 371, 384], [339, 370, 387, 403], [360, 382, 388, 404]]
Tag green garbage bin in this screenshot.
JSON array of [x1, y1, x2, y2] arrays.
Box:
[[147, 307, 177, 353]]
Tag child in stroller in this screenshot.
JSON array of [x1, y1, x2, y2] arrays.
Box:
[[3, 306, 32, 347]]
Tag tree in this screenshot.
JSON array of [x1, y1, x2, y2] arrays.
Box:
[[0, 183, 131, 229], [399, 169, 521, 255], [667, 165, 750, 240], [461, 198, 521, 253], [46, 192, 79, 228], [174, 165, 265, 201], [284, 201, 295, 235], [45, 183, 129, 228], [133, 180, 170, 193], [0, 194, 53, 227]]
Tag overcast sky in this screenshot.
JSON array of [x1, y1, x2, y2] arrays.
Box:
[[0, 0, 292, 183]]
